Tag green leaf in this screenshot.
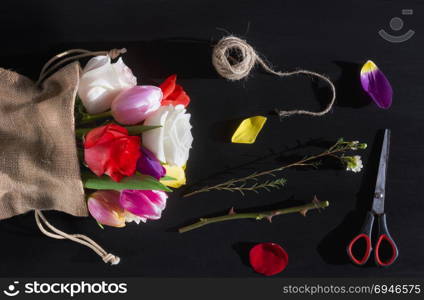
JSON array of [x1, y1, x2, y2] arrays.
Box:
[[82, 173, 172, 192], [96, 221, 104, 229], [161, 175, 177, 181], [75, 124, 161, 139], [126, 125, 161, 135]]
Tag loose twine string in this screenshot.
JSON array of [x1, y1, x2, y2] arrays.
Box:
[[34, 48, 126, 265], [35, 210, 121, 265], [36, 48, 127, 86], [212, 36, 336, 118]]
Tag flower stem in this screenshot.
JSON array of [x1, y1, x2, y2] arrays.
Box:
[[178, 200, 330, 233], [79, 110, 113, 125], [183, 141, 357, 198], [75, 128, 91, 138]]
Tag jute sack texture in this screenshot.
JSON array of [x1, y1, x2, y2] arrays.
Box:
[[0, 62, 87, 220]]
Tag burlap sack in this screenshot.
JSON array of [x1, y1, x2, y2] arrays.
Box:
[[0, 62, 87, 220]]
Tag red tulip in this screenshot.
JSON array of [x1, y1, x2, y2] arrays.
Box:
[[159, 74, 190, 107], [84, 124, 141, 182]]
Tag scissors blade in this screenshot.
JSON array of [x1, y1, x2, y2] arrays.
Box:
[[372, 129, 390, 215]]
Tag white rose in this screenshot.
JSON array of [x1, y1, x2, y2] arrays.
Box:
[[78, 55, 137, 114], [142, 105, 193, 167]]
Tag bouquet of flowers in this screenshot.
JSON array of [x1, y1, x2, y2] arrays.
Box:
[[75, 54, 193, 228]]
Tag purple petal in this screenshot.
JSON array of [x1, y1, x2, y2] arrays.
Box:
[[136, 147, 166, 179], [119, 190, 167, 220], [360, 60, 393, 109]]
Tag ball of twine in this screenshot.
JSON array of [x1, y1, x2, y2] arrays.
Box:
[[211, 35, 336, 118], [212, 36, 258, 81]]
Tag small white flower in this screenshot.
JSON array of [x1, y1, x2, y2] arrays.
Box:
[[345, 155, 363, 173], [350, 141, 359, 150], [349, 141, 367, 150]]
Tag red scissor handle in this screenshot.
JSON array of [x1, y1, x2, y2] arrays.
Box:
[[347, 233, 372, 265], [374, 214, 399, 267], [347, 213, 399, 267], [347, 212, 374, 265], [375, 234, 398, 266]]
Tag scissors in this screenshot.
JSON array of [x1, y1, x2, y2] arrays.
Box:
[[347, 129, 399, 267]]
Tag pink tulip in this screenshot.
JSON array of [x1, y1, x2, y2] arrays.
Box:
[[111, 85, 163, 125], [119, 190, 167, 220], [87, 191, 126, 227]]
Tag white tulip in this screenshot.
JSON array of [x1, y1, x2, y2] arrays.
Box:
[[143, 105, 193, 167], [78, 55, 137, 114]]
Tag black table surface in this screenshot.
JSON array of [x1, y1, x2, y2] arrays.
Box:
[[0, 0, 422, 278]]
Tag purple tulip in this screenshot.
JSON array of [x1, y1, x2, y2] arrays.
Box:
[[119, 190, 167, 220], [111, 85, 163, 125], [137, 147, 166, 179]]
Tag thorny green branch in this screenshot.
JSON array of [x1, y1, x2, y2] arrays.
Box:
[[178, 198, 330, 233], [183, 139, 366, 197]]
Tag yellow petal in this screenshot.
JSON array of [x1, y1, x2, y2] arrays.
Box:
[[231, 116, 267, 144], [160, 164, 186, 188], [360, 60, 378, 75]]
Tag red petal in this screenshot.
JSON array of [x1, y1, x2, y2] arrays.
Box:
[[161, 84, 190, 107], [107, 169, 125, 182], [106, 136, 141, 182], [84, 124, 140, 182], [116, 136, 141, 175], [84, 143, 112, 176], [159, 74, 177, 99], [249, 243, 288, 276], [84, 124, 128, 148]]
